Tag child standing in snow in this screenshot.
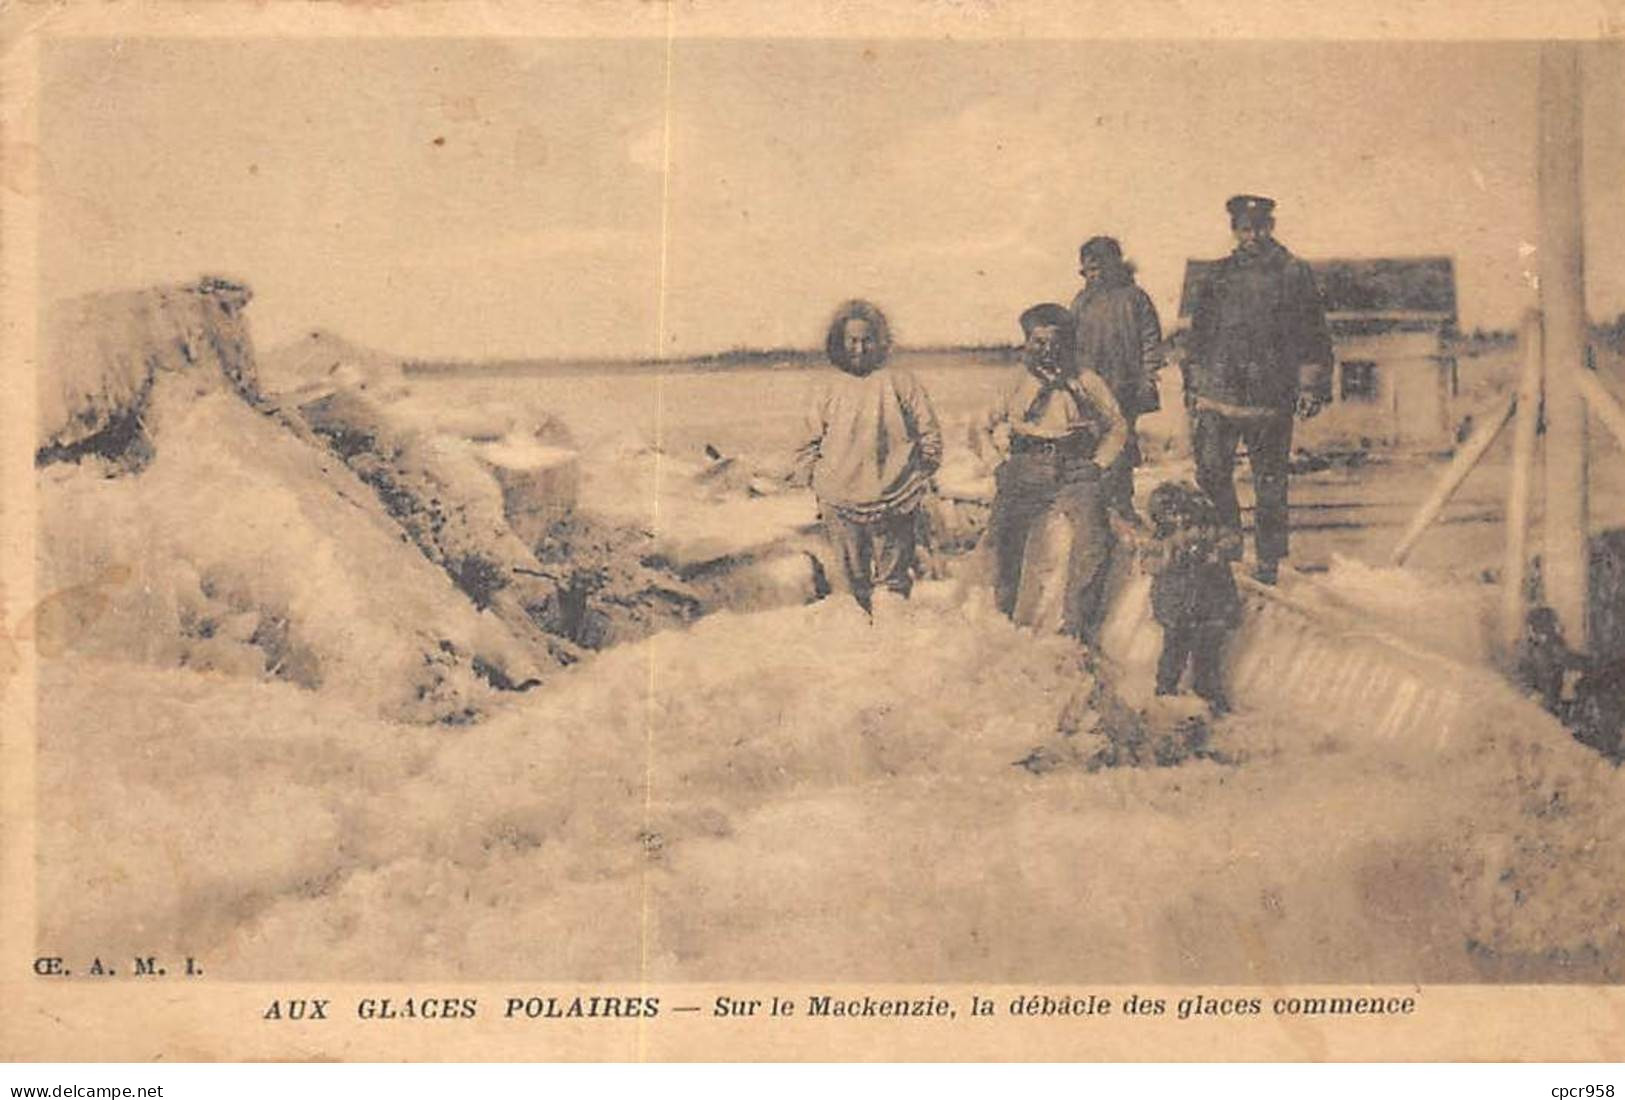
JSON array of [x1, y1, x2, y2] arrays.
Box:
[[795, 300, 942, 614], [1141, 480, 1243, 713]]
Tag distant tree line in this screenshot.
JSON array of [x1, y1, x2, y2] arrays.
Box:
[[406, 342, 1025, 375], [1449, 314, 1625, 357]]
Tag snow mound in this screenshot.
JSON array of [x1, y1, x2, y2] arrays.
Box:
[[36, 585, 1625, 982], [1316, 553, 1498, 665], [38, 375, 545, 723], [38, 278, 256, 468], [36, 593, 1113, 976]]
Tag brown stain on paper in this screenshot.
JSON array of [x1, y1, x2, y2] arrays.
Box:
[[8, 563, 134, 662]]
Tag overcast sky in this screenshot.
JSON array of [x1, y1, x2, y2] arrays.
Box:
[[41, 38, 1625, 360]]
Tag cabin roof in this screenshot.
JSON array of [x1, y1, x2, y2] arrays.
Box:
[[1177, 256, 1457, 320]]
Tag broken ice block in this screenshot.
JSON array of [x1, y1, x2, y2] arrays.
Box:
[[473, 435, 582, 547]]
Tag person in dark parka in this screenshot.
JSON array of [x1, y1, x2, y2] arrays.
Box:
[[1070, 235, 1163, 522], [1183, 195, 1334, 584]]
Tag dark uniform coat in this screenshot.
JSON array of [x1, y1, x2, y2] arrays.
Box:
[[1184, 238, 1334, 411]]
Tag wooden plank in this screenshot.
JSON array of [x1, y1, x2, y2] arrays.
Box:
[[1578, 369, 1625, 452], [1537, 42, 1591, 650], [1501, 310, 1544, 649], [1389, 393, 1515, 566]]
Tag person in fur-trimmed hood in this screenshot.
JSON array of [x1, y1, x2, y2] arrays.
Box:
[[1070, 235, 1164, 522], [794, 299, 942, 615]]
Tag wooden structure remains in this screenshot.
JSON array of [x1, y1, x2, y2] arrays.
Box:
[[1393, 43, 1613, 664]]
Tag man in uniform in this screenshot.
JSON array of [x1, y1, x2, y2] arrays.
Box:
[[1070, 235, 1163, 523], [1183, 195, 1333, 584]]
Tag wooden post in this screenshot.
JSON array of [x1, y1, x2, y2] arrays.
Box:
[[1390, 393, 1515, 567], [1537, 43, 1590, 651], [1577, 369, 1625, 452], [1500, 310, 1544, 648]]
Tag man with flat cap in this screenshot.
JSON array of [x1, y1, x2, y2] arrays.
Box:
[[976, 303, 1127, 641], [1070, 235, 1163, 523], [1183, 194, 1332, 584]]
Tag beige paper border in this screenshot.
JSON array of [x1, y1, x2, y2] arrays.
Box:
[[3, 0, 1623, 1063]]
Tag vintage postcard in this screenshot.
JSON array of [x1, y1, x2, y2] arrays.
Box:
[[2, 0, 1623, 1063]]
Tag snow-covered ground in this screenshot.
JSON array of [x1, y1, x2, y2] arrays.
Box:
[[38, 588, 1625, 982], [31, 338, 1625, 984]]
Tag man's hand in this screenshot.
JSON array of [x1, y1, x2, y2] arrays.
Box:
[[1295, 363, 1330, 419], [1031, 361, 1063, 387]]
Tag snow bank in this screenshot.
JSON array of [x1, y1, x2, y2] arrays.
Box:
[[36, 593, 1105, 976], [38, 278, 256, 468], [38, 588, 1623, 982], [576, 443, 819, 566], [1314, 554, 1499, 665], [291, 386, 787, 654], [38, 377, 545, 722], [295, 388, 543, 596]]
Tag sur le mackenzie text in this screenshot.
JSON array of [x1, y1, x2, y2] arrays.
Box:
[[258, 991, 1418, 1022]]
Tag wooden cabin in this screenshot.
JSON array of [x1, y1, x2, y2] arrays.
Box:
[[1177, 256, 1460, 449]]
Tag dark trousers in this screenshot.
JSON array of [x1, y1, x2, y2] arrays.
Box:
[[1156, 620, 1229, 702], [1193, 408, 1294, 564], [822, 506, 917, 611], [985, 451, 1110, 641], [1104, 427, 1140, 519]]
